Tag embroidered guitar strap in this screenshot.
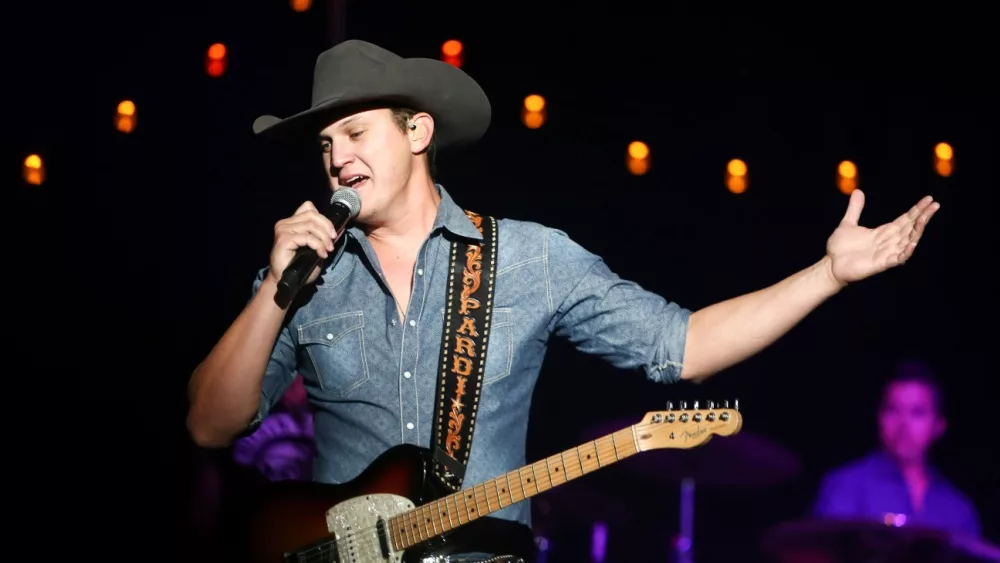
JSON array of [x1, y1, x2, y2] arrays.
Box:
[[429, 210, 498, 492]]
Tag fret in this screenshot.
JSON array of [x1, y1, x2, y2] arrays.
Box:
[[493, 477, 505, 509], [595, 438, 612, 467], [423, 504, 438, 537], [475, 484, 493, 516], [418, 505, 430, 541], [572, 446, 586, 476], [455, 493, 468, 525], [463, 488, 478, 521], [505, 472, 517, 504], [518, 466, 533, 497], [539, 459, 554, 491], [393, 514, 404, 544], [472, 485, 485, 518], [578, 442, 596, 473], [611, 432, 621, 460], [444, 496, 456, 529], [428, 503, 440, 537], [432, 499, 447, 534], [529, 461, 542, 493], [558, 450, 572, 480], [550, 454, 567, 485], [411, 509, 421, 544]]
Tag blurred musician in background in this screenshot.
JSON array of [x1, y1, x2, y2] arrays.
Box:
[[813, 360, 981, 537]]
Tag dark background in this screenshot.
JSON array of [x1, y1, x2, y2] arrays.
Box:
[[8, 1, 996, 561]]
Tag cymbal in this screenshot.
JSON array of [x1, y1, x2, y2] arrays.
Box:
[[762, 518, 1000, 563], [579, 418, 801, 488]]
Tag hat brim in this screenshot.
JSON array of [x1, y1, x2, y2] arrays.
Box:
[[252, 58, 491, 151]]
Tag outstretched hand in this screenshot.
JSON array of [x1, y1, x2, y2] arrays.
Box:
[[826, 190, 940, 286]]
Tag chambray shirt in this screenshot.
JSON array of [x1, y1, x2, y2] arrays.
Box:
[[813, 451, 981, 537], [248, 185, 691, 529]]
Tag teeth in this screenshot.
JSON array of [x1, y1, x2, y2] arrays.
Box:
[[345, 175, 366, 186]]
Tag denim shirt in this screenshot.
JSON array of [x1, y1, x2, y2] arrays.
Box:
[[813, 450, 981, 537], [248, 185, 691, 531]]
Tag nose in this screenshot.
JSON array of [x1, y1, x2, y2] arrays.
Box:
[[329, 146, 354, 176]]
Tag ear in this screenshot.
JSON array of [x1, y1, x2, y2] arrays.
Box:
[[408, 112, 434, 155]]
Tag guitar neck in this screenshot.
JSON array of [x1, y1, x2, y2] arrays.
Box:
[[388, 426, 641, 550]]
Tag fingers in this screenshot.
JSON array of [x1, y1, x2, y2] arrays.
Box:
[[276, 230, 332, 258], [840, 189, 865, 226], [276, 202, 337, 240], [294, 200, 318, 215], [895, 195, 936, 226], [274, 201, 338, 257], [907, 205, 936, 243]]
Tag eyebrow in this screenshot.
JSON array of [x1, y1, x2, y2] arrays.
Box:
[[319, 116, 363, 142]]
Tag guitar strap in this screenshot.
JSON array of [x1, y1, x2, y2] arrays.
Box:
[[429, 210, 498, 493]]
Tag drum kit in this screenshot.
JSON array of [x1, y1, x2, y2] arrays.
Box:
[[531, 412, 999, 563]]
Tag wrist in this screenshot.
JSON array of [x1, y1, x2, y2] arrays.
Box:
[[816, 255, 847, 296], [255, 275, 285, 309]]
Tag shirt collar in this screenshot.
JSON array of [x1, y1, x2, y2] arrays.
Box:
[[345, 183, 483, 242]]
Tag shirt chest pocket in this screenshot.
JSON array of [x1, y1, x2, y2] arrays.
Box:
[[483, 307, 514, 385], [298, 312, 370, 398]]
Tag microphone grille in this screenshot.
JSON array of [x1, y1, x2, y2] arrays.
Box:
[[330, 188, 362, 218]]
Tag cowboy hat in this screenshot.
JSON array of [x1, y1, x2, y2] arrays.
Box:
[[252, 40, 491, 150]]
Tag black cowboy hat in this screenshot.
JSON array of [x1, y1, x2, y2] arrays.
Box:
[[252, 40, 491, 150]]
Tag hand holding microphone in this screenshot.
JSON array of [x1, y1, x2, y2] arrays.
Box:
[[269, 188, 362, 308]]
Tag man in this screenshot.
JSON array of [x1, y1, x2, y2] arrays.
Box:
[[186, 40, 939, 562], [813, 361, 980, 536], [231, 374, 315, 483]]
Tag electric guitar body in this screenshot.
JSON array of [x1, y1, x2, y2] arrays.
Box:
[[241, 445, 464, 562]]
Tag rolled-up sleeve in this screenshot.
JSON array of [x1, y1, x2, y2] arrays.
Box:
[[243, 267, 299, 434], [545, 229, 690, 384]]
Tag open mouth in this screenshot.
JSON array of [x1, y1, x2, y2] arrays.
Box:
[[342, 175, 369, 190]]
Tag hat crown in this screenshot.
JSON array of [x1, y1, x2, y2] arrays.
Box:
[[311, 40, 400, 107]]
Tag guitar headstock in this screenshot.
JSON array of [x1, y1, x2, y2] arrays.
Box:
[[634, 400, 743, 451]]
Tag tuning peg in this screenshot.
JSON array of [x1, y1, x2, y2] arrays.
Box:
[[679, 401, 687, 410], [735, 398, 740, 411], [723, 400, 729, 409], [666, 401, 674, 410], [692, 400, 699, 409], [707, 400, 715, 409]]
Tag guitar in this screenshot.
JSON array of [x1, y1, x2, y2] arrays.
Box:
[[237, 403, 742, 563]]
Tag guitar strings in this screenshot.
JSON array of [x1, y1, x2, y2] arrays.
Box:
[[290, 422, 687, 563]]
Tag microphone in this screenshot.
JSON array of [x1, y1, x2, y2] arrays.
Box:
[[274, 188, 362, 308]]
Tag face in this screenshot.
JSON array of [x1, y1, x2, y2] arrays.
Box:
[[319, 109, 432, 224], [877, 381, 945, 464]]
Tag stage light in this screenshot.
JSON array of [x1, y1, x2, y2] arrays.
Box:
[[115, 99, 136, 133], [725, 158, 748, 194], [626, 141, 649, 176], [933, 141, 953, 177], [521, 94, 546, 129], [837, 160, 857, 194], [441, 40, 463, 68], [591, 521, 608, 563], [206, 42, 227, 77], [23, 154, 44, 186], [290, 0, 312, 11]]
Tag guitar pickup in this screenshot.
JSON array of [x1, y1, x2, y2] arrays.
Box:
[[376, 517, 391, 558]]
